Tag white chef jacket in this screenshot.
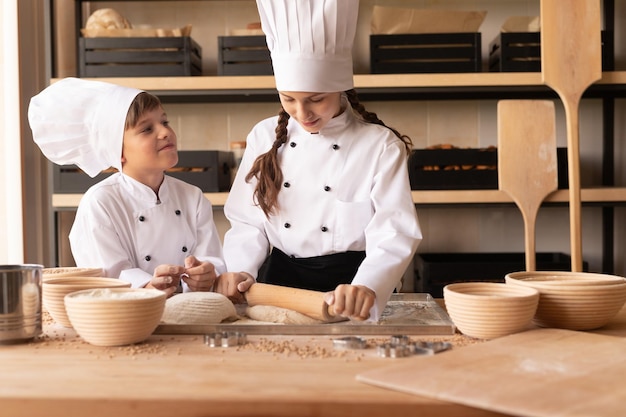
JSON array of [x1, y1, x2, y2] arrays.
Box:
[[223, 106, 422, 320], [69, 173, 226, 290]]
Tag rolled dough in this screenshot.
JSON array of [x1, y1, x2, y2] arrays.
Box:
[[161, 292, 238, 324], [245, 305, 324, 325]]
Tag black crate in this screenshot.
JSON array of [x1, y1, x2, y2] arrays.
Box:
[[79, 36, 202, 77], [217, 35, 273, 76], [415, 252, 588, 298], [53, 151, 233, 193], [370, 33, 482, 74], [408, 147, 568, 190], [489, 30, 614, 72]]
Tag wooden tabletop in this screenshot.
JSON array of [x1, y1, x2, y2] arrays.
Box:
[[1, 305, 625, 417]]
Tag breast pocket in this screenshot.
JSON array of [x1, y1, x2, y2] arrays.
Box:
[[334, 200, 373, 248]]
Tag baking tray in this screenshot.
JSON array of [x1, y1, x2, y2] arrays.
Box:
[[155, 293, 456, 336]]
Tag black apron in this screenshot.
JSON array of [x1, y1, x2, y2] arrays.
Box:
[[257, 248, 366, 292]]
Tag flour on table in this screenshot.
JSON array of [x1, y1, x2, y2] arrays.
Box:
[[161, 292, 238, 324], [245, 305, 323, 325]]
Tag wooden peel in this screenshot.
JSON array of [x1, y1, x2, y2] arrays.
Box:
[[244, 283, 346, 323], [498, 100, 558, 271], [541, 0, 602, 271]]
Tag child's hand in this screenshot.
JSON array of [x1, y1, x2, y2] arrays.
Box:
[[181, 256, 217, 292], [213, 272, 255, 303], [324, 284, 375, 321], [147, 264, 185, 297]]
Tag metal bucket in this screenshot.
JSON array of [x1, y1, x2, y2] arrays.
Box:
[[0, 264, 42, 344]]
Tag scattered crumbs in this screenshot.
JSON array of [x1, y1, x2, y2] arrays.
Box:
[[36, 309, 484, 360]]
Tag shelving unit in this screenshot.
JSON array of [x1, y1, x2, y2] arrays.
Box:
[[50, 71, 626, 210], [50, 71, 626, 102], [51, 188, 626, 210], [52, 0, 622, 274]]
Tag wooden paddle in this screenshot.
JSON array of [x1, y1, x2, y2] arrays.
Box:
[[244, 282, 346, 323], [498, 100, 558, 271], [541, 0, 602, 271]]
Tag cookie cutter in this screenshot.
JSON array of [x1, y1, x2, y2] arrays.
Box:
[[412, 341, 452, 355], [204, 331, 247, 348], [376, 342, 412, 358], [377, 335, 452, 358], [332, 336, 367, 350], [390, 334, 412, 346]]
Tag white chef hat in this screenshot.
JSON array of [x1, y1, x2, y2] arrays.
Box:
[[256, 0, 359, 92], [28, 77, 142, 178]]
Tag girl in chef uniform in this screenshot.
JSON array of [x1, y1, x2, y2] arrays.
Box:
[[221, 0, 422, 321], [28, 78, 226, 296]]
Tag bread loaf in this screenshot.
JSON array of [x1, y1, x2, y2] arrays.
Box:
[[161, 292, 238, 324], [85, 8, 132, 30]]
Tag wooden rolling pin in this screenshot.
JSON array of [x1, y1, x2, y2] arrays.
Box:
[[244, 283, 346, 323]]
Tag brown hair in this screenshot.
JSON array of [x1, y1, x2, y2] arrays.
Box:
[[246, 89, 412, 217], [124, 92, 162, 130]]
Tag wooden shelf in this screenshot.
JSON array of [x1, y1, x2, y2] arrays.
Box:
[[51, 71, 626, 103], [51, 187, 626, 209], [49, 72, 626, 208]]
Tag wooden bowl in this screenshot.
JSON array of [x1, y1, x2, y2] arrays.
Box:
[[64, 288, 166, 347], [505, 271, 626, 330], [443, 282, 539, 340], [43, 267, 104, 281], [43, 277, 130, 327]]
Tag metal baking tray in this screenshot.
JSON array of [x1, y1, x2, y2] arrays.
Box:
[[155, 293, 456, 336]]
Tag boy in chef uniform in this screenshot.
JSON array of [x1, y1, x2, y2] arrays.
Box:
[[221, 0, 422, 321], [28, 78, 226, 296]]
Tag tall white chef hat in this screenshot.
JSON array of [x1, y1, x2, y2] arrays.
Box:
[[28, 77, 142, 178], [256, 0, 359, 92]]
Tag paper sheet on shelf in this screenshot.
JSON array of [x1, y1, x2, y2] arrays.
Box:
[[81, 24, 192, 38], [371, 6, 486, 34], [501, 16, 540, 32]]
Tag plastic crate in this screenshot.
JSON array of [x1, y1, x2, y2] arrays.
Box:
[[489, 30, 614, 72], [408, 147, 568, 190], [415, 252, 588, 298], [79, 36, 202, 77], [370, 33, 482, 74], [53, 151, 233, 193], [217, 35, 272, 75]]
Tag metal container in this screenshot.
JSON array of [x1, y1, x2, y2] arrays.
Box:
[[0, 264, 42, 344]]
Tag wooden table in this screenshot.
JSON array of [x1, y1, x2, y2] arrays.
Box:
[[1, 306, 625, 417]]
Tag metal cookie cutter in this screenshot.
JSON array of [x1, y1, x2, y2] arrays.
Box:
[[376, 342, 412, 358], [332, 336, 367, 350], [377, 335, 452, 358], [205, 332, 247, 348], [377, 335, 412, 358], [390, 334, 412, 346], [412, 341, 452, 355]]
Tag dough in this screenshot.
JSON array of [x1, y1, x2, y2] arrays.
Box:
[[85, 8, 132, 30], [161, 292, 238, 325], [245, 305, 323, 325]]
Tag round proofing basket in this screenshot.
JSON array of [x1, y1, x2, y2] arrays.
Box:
[[64, 288, 166, 347], [505, 271, 626, 330], [505, 271, 626, 287], [43, 267, 104, 281], [443, 282, 539, 340], [534, 288, 626, 330], [43, 277, 130, 327]]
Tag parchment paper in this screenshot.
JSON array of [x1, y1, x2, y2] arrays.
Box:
[[371, 6, 487, 34]]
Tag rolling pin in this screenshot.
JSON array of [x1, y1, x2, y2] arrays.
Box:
[[244, 283, 346, 323]]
